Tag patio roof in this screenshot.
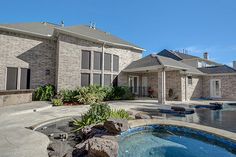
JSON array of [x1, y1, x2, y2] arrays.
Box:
[[123, 54, 204, 75]]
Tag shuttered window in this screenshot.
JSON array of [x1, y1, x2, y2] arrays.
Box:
[[6, 67, 18, 90], [20, 68, 30, 89], [81, 73, 90, 87], [81, 50, 91, 69], [94, 52, 102, 70], [113, 55, 119, 72], [93, 74, 102, 86], [104, 53, 111, 71]]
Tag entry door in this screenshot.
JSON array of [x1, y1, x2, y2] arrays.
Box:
[[129, 76, 139, 95], [210, 79, 221, 98], [142, 76, 148, 96]]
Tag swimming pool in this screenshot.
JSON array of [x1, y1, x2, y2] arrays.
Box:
[[118, 125, 236, 157]]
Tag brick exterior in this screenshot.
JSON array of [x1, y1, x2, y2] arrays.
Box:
[[187, 76, 202, 100], [203, 75, 236, 100], [56, 33, 142, 91], [0, 30, 56, 90]]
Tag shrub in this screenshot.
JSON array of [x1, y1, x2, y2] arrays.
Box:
[[73, 103, 132, 131], [75, 85, 107, 104], [110, 109, 131, 119], [73, 103, 111, 130], [34, 84, 55, 101], [59, 89, 79, 102], [52, 98, 63, 106], [105, 86, 134, 101]]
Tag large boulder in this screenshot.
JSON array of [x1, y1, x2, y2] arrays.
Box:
[[104, 119, 129, 134], [135, 112, 151, 119], [75, 137, 118, 157], [79, 124, 106, 140]]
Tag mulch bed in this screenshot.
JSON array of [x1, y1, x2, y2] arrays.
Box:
[[63, 101, 83, 106]]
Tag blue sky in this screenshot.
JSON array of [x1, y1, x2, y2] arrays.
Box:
[[1, 0, 236, 66]]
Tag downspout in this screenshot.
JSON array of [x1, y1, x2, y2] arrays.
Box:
[[101, 42, 106, 87]]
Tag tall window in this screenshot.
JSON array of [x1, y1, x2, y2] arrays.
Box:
[[93, 74, 102, 86], [20, 68, 30, 89], [6, 67, 18, 90], [81, 73, 90, 87], [81, 50, 91, 69], [113, 55, 119, 72], [188, 76, 193, 85], [94, 52, 102, 70], [104, 74, 111, 86], [104, 53, 111, 71]]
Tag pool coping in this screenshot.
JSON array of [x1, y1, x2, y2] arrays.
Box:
[[128, 119, 236, 143]]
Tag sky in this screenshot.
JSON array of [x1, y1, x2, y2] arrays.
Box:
[[1, 0, 236, 66]]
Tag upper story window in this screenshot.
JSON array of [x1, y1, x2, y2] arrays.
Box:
[[81, 73, 90, 87], [104, 53, 111, 71], [94, 52, 102, 70], [113, 55, 119, 72], [20, 68, 30, 89], [81, 50, 91, 69], [188, 76, 193, 85], [6, 67, 18, 90]]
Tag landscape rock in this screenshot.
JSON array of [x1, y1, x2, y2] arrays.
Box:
[[104, 119, 129, 134], [135, 112, 151, 119], [47, 141, 71, 157], [79, 124, 106, 140]]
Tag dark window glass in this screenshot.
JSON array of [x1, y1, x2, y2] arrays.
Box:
[[113, 75, 118, 87], [188, 76, 193, 85], [81, 73, 90, 87], [6, 67, 18, 90], [81, 50, 91, 69], [104, 53, 111, 71], [113, 55, 119, 72], [93, 74, 102, 86], [104, 74, 111, 86], [20, 68, 30, 89], [94, 52, 102, 70]]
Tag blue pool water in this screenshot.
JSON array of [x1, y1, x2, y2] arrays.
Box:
[[118, 126, 236, 157]]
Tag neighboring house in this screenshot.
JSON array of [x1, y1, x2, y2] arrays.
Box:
[[0, 22, 144, 93], [124, 49, 236, 103]]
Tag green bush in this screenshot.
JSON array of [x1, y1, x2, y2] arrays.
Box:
[[75, 85, 107, 104], [105, 86, 134, 101], [73, 103, 132, 131], [73, 103, 111, 130], [59, 89, 79, 102], [110, 109, 131, 119], [34, 84, 55, 101], [52, 98, 63, 106]]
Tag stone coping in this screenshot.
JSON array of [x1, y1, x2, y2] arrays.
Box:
[[0, 89, 34, 95], [128, 119, 236, 142]]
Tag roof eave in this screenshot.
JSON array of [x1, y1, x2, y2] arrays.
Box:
[[54, 27, 145, 52], [0, 25, 53, 39]]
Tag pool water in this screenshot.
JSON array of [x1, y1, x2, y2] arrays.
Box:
[[118, 128, 236, 157]]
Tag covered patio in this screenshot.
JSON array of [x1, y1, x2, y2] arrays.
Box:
[[123, 54, 204, 104]]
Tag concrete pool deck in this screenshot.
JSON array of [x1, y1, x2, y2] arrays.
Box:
[[0, 100, 236, 157]]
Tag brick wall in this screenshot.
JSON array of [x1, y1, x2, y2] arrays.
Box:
[[187, 76, 202, 100], [0, 30, 56, 90], [203, 75, 236, 100], [56, 33, 142, 91]]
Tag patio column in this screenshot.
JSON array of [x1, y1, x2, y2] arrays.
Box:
[[158, 68, 166, 104]]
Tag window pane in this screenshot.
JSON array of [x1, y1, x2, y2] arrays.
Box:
[[104, 74, 111, 86], [6, 67, 18, 90], [94, 52, 102, 70], [93, 74, 101, 86], [113, 75, 118, 87], [20, 68, 30, 89], [104, 53, 111, 71], [113, 55, 119, 72], [81, 50, 91, 69], [81, 73, 90, 87], [188, 76, 192, 85]]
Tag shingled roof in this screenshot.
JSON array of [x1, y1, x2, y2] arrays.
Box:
[[0, 22, 144, 51], [158, 49, 200, 61], [198, 65, 236, 74], [124, 54, 204, 75]]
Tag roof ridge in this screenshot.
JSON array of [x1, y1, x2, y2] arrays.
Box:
[[151, 54, 163, 66]]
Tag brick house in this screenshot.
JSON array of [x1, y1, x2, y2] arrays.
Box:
[[0, 22, 236, 104]]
